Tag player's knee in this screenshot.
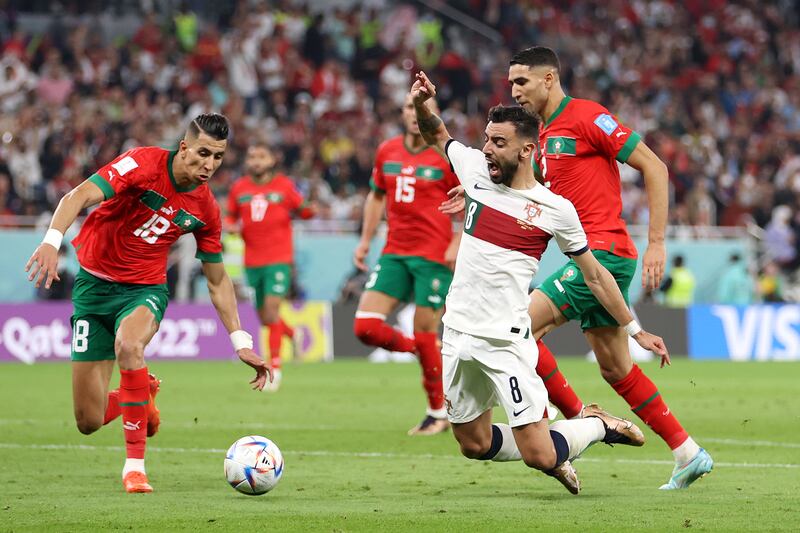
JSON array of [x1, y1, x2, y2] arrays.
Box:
[[521, 448, 556, 471], [598, 361, 629, 384], [459, 440, 488, 460], [454, 432, 490, 459], [74, 412, 102, 435], [115, 338, 145, 367]]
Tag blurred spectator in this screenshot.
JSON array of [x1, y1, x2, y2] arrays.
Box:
[[660, 255, 696, 308], [716, 254, 755, 305], [764, 205, 798, 273], [758, 262, 785, 303]]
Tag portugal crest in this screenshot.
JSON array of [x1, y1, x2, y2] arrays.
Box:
[[524, 202, 542, 222]]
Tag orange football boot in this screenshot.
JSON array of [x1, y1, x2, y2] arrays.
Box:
[[146, 373, 161, 437], [123, 471, 153, 493]]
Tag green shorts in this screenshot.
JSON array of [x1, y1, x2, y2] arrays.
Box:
[[537, 250, 637, 330], [245, 263, 291, 307], [71, 269, 169, 362], [365, 254, 452, 310]]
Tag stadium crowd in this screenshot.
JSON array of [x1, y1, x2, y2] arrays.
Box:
[[1, 0, 799, 297]]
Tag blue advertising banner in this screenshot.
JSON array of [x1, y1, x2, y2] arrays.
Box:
[[688, 304, 800, 361]]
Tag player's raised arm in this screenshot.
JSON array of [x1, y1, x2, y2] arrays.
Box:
[[626, 141, 669, 291], [25, 179, 106, 289], [201, 261, 271, 390], [411, 71, 451, 153]]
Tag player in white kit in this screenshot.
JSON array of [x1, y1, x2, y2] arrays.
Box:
[[411, 71, 669, 494]]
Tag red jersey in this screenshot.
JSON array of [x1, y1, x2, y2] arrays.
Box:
[[370, 136, 460, 264], [74, 147, 223, 284], [226, 174, 307, 267], [535, 96, 641, 259]]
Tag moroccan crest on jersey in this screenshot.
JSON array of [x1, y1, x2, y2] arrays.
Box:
[[546, 136, 576, 157], [560, 267, 578, 282]]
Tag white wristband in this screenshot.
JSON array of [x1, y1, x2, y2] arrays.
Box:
[[42, 229, 64, 250], [623, 320, 642, 337], [230, 330, 253, 351]]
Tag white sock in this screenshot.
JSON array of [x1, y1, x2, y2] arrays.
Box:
[[550, 418, 605, 460], [570, 404, 587, 419], [489, 423, 522, 462], [122, 458, 145, 478], [427, 407, 447, 419], [672, 436, 701, 464]]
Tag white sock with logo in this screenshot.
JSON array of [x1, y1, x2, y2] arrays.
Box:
[[672, 436, 701, 465], [122, 458, 145, 478], [549, 418, 605, 460]]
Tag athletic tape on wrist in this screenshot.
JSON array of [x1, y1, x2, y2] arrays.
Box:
[[623, 320, 642, 337], [230, 330, 253, 351], [42, 229, 63, 250]]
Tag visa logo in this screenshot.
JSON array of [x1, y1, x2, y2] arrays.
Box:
[[708, 305, 800, 361]]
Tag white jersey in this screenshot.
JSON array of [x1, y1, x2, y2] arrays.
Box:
[[442, 139, 589, 341]]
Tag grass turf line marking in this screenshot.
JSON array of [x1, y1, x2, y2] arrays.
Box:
[[3, 419, 800, 450], [0, 442, 797, 469]]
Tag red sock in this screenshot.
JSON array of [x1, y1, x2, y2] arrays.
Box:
[[120, 367, 149, 460], [535, 340, 583, 419], [353, 316, 415, 353], [104, 389, 121, 425], [611, 364, 689, 449], [414, 331, 445, 411], [267, 322, 282, 369], [280, 318, 294, 339]]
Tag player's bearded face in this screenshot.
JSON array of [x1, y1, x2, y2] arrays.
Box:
[[483, 122, 519, 186], [246, 147, 276, 178]]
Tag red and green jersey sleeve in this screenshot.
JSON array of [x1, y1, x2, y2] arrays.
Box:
[[538, 97, 639, 259], [231, 174, 303, 267], [193, 196, 223, 263], [373, 136, 458, 265], [88, 147, 156, 199]]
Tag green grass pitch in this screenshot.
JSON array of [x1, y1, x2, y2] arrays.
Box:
[[1, 359, 798, 532]]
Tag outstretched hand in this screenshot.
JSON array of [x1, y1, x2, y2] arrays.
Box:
[[236, 347, 271, 391], [438, 185, 466, 215], [25, 243, 61, 289], [410, 71, 437, 106], [633, 330, 671, 368]]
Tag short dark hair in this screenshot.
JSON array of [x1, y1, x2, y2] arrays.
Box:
[[510, 46, 561, 72], [187, 113, 230, 140], [487, 105, 540, 141]]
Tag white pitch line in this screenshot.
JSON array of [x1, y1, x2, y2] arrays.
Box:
[[700, 437, 800, 449], [0, 442, 797, 469]]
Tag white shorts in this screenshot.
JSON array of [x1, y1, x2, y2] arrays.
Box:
[[441, 326, 551, 428]]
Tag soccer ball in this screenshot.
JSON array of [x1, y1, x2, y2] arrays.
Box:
[[224, 435, 284, 495]]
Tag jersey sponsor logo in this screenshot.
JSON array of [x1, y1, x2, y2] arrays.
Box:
[[594, 114, 619, 136], [523, 201, 542, 222], [107, 169, 115, 181], [401, 165, 415, 175], [615, 131, 628, 138], [111, 156, 139, 176], [545, 136, 576, 157], [473, 183, 491, 190]]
